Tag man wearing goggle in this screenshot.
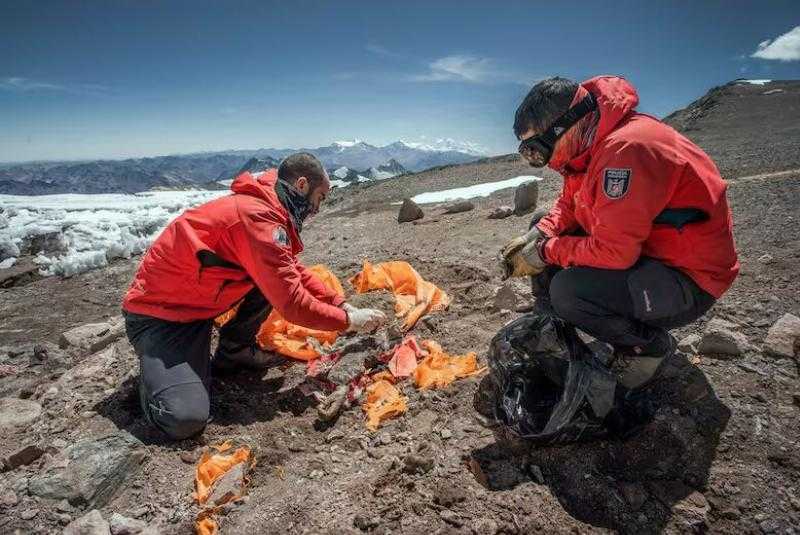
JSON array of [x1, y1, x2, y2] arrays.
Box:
[[501, 76, 739, 391]]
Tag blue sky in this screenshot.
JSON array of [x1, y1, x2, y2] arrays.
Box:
[[1, 1, 799, 162]]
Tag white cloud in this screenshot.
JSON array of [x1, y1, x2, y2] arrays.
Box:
[[411, 55, 495, 83], [0, 77, 109, 95], [751, 25, 800, 61]]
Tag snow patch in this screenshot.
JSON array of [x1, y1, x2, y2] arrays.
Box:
[[410, 175, 543, 204], [398, 138, 487, 156], [330, 179, 351, 188], [737, 79, 772, 85], [0, 257, 16, 269], [0, 190, 228, 277], [333, 167, 350, 179]]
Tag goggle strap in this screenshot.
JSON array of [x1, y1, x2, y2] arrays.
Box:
[[537, 94, 597, 150]]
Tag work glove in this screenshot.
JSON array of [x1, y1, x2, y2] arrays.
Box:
[[501, 227, 547, 279], [500, 227, 542, 260], [343, 303, 387, 333]]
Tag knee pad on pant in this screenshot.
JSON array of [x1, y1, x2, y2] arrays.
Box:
[[145, 383, 210, 440]]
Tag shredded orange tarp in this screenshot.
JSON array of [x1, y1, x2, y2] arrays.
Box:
[[193, 441, 255, 535], [349, 260, 450, 331], [254, 265, 345, 360], [387, 336, 422, 378], [413, 340, 485, 390], [363, 379, 408, 431], [194, 440, 253, 505]]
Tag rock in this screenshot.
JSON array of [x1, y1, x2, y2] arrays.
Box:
[[434, 483, 467, 507], [440, 428, 453, 440], [471, 518, 499, 535], [0, 397, 42, 430], [757, 253, 774, 264], [513, 181, 539, 216], [59, 319, 124, 355], [208, 461, 246, 506], [763, 313, 800, 359], [443, 201, 475, 214], [440, 509, 463, 527], [678, 334, 701, 353], [109, 513, 147, 535], [402, 453, 434, 474], [487, 205, 513, 219], [528, 464, 544, 484], [20, 508, 39, 520], [672, 491, 710, 529], [353, 514, 380, 531], [0, 489, 18, 506], [492, 283, 519, 312], [620, 483, 647, 511], [28, 432, 147, 508], [398, 198, 424, 223], [698, 318, 748, 357], [2, 443, 45, 471], [63, 509, 111, 535]]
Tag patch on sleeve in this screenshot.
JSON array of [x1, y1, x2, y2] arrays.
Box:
[[603, 168, 631, 199], [272, 226, 290, 247]]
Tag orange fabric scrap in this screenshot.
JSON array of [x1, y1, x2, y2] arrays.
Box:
[[387, 336, 423, 378], [255, 265, 345, 360], [413, 340, 485, 390], [362, 379, 408, 431], [194, 440, 253, 505], [195, 512, 219, 535], [349, 260, 450, 331], [193, 441, 255, 535]]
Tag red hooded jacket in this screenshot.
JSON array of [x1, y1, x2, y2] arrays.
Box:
[[536, 76, 739, 298], [122, 170, 349, 331]]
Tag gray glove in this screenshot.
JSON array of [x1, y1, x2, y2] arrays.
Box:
[[343, 303, 387, 333], [500, 226, 542, 260]]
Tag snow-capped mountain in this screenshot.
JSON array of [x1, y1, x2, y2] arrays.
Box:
[[328, 159, 408, 188], [0, 139, 485, 195]]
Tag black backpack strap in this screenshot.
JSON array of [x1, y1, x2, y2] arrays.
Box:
[[653, 208, 708, 230]]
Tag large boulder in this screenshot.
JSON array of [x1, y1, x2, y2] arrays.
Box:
[[763, 313, 800, 359], [59, 318, 124, 355], [28, 432, 148, 508], [0, 397, 42, 430], [697, 318, 748, 357], [398, 198, 424, 223], [513, 181, 539, 216]]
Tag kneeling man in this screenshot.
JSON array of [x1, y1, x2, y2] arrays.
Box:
[[123, 152, 385, 439]]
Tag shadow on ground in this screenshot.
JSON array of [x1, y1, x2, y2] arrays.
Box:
[[93, 361, 315, 447], [470, 354, 730, 534]]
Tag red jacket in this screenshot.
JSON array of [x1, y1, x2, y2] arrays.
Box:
[[537, 76, 739, 298], [122, 170, 348, 331]]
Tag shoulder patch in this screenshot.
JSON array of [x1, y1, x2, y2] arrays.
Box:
[[272, 226, 290, 247], [603, 168, 631, 199]]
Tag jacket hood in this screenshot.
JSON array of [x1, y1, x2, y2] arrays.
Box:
[[231, 168, 279, 200], [559, 76, 639, 173], [582, 75, 639, 142]]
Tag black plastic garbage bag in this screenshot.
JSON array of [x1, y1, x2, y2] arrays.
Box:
[[487, 313, 618, 445]]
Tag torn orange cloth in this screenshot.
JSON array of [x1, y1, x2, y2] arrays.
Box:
[[195, 513, 219, 535], [387, 336, 423, 378], [349, 260, 450, 331], [413, 340, 485, 390], [255, 265, 345, 360], [363, 379, 408, 431], [194, 441, 253, 506]]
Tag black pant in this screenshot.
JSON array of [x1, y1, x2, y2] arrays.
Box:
[[123, 288, 271, 439], [529, 216, 715, 350]]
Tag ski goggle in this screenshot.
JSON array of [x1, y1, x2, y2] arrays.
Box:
[[518, 93, 597, 167]]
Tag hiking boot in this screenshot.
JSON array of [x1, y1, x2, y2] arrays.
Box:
[[611, 332, 677, 390], [212, 343, 284, 373]]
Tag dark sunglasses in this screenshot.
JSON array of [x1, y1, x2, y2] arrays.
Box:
[[517, 93, 597, 165]]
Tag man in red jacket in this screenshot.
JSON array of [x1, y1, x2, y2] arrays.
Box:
[[122, 152, 386, 439], [502, 76, 738, 390]]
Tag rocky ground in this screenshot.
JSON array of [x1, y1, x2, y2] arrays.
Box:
[[1, 143, 800, 533]]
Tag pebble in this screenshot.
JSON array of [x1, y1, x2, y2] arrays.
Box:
[[20, 508, 39, 520], [440, 428, 453, 440]]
